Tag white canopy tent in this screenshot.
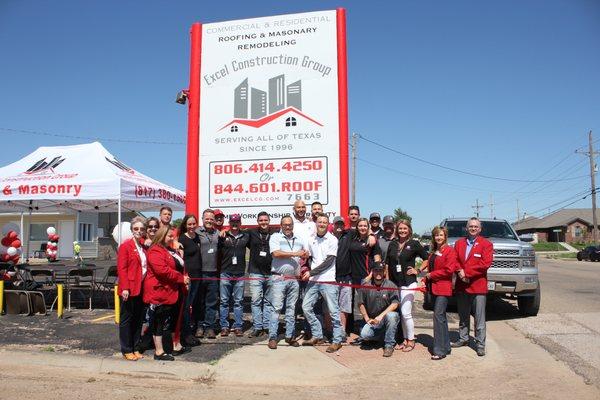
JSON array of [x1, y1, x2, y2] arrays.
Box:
[[0, 142, 186, 258]]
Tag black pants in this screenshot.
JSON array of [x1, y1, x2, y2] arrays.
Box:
[[119, 295, 144, 354], [151, 304, 175, 336], [433, 295, 450, 356]]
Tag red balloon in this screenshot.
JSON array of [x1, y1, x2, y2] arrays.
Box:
[[1, 254, 9, 262], [1, 237, 11, 247], [10, 239, 21, 249], [7, 231, 18, 240], [11, 254, 20, 263]]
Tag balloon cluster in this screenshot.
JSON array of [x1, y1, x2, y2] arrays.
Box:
[[46, 226, 60, 261], [0, 223, 23, 264]]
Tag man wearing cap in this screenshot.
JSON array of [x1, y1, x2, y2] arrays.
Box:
[[267, 215, 309, 349], [218, 214, 250, 337], [369, 212, 383, 238], [213, 209, 225, 231], [378, 215, 396, 262], [196, 209, 220, 339], [301, 213, 344, 353], [352, 263, 400, 357]]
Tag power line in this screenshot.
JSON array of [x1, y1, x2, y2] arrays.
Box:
[[525, 188, 595, 217], [0, 127, 185, 145], [358, 134, 587, 183]]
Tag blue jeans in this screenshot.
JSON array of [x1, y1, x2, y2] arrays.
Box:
[[248, 273, 272, 331], [200, 272, 219, 330], [219, 272, 245, 329], [268, 276, 299, 340], [183, 280, 201, 335], [360, 311, 399, 348], [302, 282, 344, 344]]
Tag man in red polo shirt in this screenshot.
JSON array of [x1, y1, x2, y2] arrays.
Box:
[[452, 217, 493, 356]]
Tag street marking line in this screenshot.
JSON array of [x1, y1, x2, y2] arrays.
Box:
[[91, 314, 115, 322]]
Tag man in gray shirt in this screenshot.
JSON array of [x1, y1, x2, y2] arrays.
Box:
[[267, 215, 309, 349], [353, 263, 400, 357], [195, 208, 220, 339]]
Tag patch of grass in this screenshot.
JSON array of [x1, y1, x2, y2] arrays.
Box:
[[533, 242, 567, 251], [571, 242, 595, 250], [546, 252, 578, 259], [42, 346, 55, 352]]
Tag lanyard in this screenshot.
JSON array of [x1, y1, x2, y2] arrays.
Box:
[[284, 236, 295, 251], [258, 231, 270, 248]]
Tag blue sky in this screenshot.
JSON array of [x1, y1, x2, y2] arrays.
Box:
[[1, 0, 599, 233]]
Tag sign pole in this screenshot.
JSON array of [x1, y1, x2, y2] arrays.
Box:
[[185, 23, 202, 217]]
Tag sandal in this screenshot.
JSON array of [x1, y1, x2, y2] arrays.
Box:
[[431, 354, 446, 360], [402, 341, 416, 352]]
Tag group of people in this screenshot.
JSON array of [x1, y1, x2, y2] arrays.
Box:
[[117, 203, 493, 361]]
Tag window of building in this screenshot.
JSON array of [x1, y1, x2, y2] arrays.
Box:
[[29, 223, 53, 241], [79, 223, 93, 242], [230, 125, 238, 132], [574, 226, 583, 238], [285, 117, 297, 127]]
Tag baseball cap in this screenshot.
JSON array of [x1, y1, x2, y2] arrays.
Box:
[[213, 209, 225, 217], [369, 212, 381, 220], [383, 215, 394, 225], [229, 213, 241, 222], [333, 216, 345, 225], [371, 262, 385, 271]]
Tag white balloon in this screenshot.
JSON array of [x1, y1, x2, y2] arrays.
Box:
[[47, 241, 53, 246], [112, 222, 133, 245], [6, 247, 17, 256], [2, 223, 20, 236], [46, 226, 57, 236]]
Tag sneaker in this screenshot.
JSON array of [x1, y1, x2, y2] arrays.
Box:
[[220, 328, 230, 337], [383, 347, 395, 357], [303, 337, 325, 346], [450, 340, 468, 348], [247, 329, 262, 338], [183, 334, 200, 346], [326, 343, 342, 353], [234, 328, 243, 337], [476, 348, 486, 357], [153, 353, 175, 361], [206, 329, 217, 339], [195, 327, 205, 338], [268, 339, 278, 350], [285, 338, 300, 347]]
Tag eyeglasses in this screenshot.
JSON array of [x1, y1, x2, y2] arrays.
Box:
[[132, 227, 146, 231], [147, 225, 158, 230]]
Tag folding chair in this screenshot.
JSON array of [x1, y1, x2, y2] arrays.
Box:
[[28, 291, 47, 315], [66, 268, 96, 310], [96, 265, 118, 308], [4, 290, 31, 315]]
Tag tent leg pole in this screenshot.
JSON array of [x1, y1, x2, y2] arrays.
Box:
[[117, 198, 122, 246], [19, 212, 24, 263]]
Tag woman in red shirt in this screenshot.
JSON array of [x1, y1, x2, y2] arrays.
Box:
[[144, 226, 191, 361], [425, 226, 459, 360], [117, 217, 148, 361]]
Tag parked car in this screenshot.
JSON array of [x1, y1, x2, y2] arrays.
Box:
[[423, 218, 540, 316], [576, 246, 600, 261]]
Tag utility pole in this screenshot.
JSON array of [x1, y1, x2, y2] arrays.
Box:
[[351, 132, 358, 206], [516, 199, 520, 222], [489, 194, 495, 218], [576, 131, 599, 243], [472, 199, 484, 218]]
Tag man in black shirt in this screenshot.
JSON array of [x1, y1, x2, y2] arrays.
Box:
[[247, 211, 273, 337], [353, 264, 400, 357], [218, 214, 250, 337], [332, 216, 352, 333], [369, 212, 383, 238]]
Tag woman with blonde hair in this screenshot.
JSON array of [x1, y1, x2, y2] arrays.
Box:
[[117, 216, 147, 361], [144, 226, 191, 361], [424, 226, 459, 360], [384, 219, 428, 352]]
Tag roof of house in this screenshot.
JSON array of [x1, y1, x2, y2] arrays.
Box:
[[218, 107, 322, 131], [513, 208, 594, 231]]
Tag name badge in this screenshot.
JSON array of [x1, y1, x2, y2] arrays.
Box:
[[474, 253, 482, 258], [232, 256, 238, 265], [259, 251, 267, 257], [406, 246, 411, 250], [396, 265, 402, 273], [208, 248, 215, 254]]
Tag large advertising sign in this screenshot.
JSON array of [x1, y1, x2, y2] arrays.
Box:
[[186, 9, 349, 224]]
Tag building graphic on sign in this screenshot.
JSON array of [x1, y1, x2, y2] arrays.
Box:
[[223, 75, 318, 131]]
